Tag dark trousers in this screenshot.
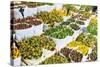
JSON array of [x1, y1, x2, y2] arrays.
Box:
[[21, 12, 24, 18]]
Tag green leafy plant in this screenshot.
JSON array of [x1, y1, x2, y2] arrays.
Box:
[[76, 20, 85, 25], [44, 26, 74, 39], [17, 35, 56, 59], [63, 4, 78, 15], [87, 24, 97, 35], [76, 33, 97, 48], [89, 51, 97, 61], [35, 11, 63, 27], [70, 23, 80, 30], [87, 17, 97, 35]]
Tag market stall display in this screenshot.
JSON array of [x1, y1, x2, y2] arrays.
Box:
[[10, 1, 97, 66]]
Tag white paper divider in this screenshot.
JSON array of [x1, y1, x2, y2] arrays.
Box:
[[52, 36, 73, 51], [80, 19, 91, 28], [72, 30, 82, 40], [11, 57, 21, 66], [32, 23, 44, 36], [81, 48, 93, 62], [63, 16, 71, 22], [43, 24, 51, 31]]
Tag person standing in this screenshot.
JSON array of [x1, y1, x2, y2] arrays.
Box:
[[92, 6, 97, 12], [19, 7, 24, 18]]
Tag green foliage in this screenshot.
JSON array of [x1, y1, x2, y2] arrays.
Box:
[[35, 11, 63, 27], [17, 35, 56, 59], [40, 53, 69, 64], [76, 33, 97, 48], [44, 26, 74, 39]]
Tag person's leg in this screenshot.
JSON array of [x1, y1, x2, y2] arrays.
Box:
[[21, 12, 24, 18]]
